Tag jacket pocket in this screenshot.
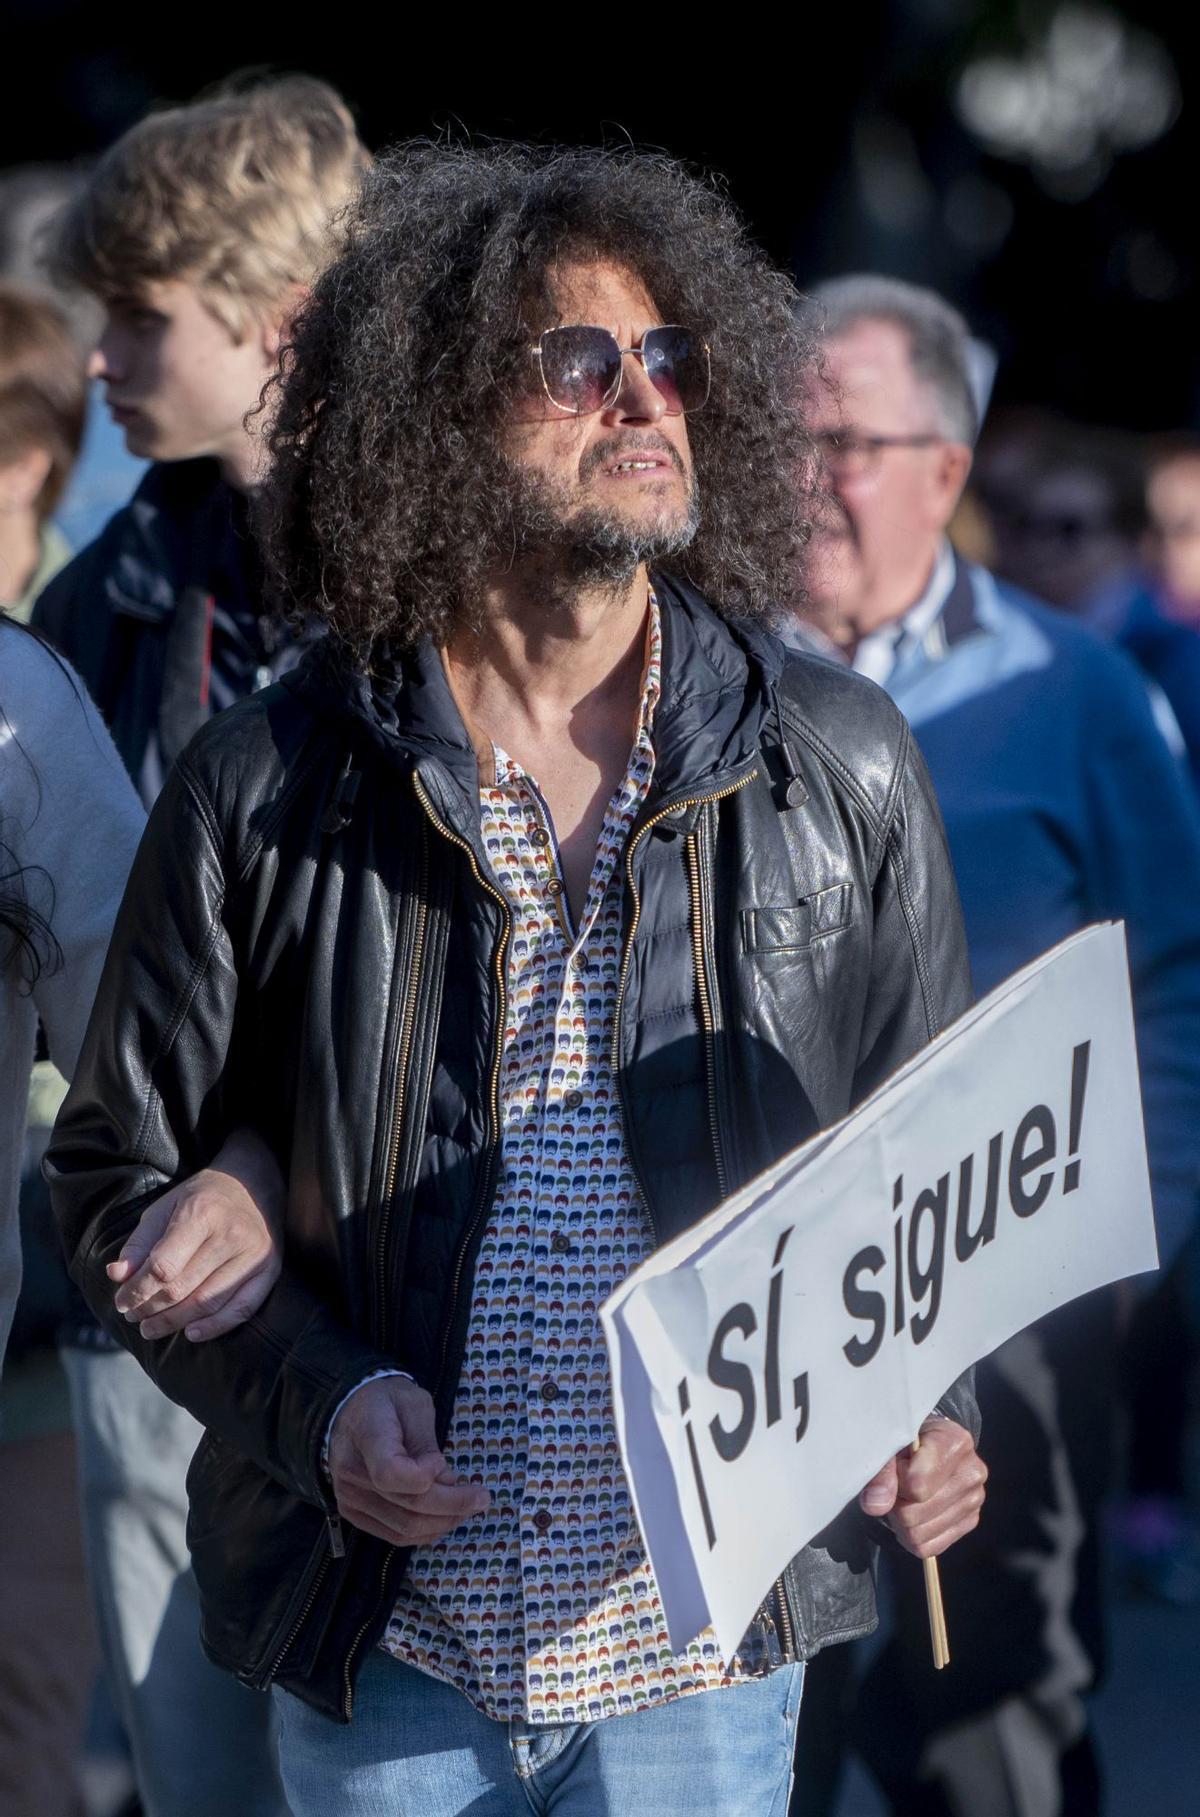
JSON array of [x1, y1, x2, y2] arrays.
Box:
[[741, 882, 853, 954]]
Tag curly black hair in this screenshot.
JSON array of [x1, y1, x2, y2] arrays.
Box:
[[258, 142, 816, 659]]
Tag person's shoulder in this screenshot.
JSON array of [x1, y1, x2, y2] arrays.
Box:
[[990, 573, 1118, 664], [0, 617, 90, 717], [34, 460, 226, 655], [0, 621, 136, 807], [989, 574, 1163, 710], [172, 660, 334, 847], [775, 642, 912, 822], [32, 505, 126, 639]]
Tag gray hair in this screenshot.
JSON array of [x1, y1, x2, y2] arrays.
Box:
[[808, 274, 979, 445]]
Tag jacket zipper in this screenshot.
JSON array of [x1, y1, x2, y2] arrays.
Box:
[[342, 1548, 397, 1718], [410, 772, 512, 1394], [338, 770, 511, 1718], [685, 822, 729, 1202], [269, 817, 436, 1698], [611, 769, 757, 1232], [375, 817, 430, 1341], [774, 1578, 797, 1657], [265, 1548, 332, 1687]]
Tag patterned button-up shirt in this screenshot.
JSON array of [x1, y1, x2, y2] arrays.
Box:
[[382, 595, 742, 1721]]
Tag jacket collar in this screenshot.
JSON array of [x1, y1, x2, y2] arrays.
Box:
[[290, 571, 783, 822], [938, 551, 983, 651], [103, 459, 235, 623]]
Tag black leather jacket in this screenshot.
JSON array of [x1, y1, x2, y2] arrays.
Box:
[[48, 577, 977, 1722]]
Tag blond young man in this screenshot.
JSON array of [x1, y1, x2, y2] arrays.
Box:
[[32, 77, 368, 1817]]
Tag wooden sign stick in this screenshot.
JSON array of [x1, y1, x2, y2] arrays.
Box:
[[910, 1432, 950, 1669]]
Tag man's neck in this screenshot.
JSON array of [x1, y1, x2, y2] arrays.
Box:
[[443, 562, 651, 745], [838, 543, 945, 649], [444, 561, 654, 924], [216, 430, 265, 496]]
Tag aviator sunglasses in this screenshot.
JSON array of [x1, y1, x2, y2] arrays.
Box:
[[529, 324, 711, 417]]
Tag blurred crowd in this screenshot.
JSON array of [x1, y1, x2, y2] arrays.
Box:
[[1, 72, 1199, 1817]]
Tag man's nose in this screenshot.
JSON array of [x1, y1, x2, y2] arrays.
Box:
[[90, 334, 126, 384], [602, 353, 666, 425]]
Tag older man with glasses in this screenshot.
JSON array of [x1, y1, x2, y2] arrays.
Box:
[[798, 273, 1200, 1817]]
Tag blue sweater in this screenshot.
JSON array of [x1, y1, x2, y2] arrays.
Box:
[[885, 558, 1200, 1266]]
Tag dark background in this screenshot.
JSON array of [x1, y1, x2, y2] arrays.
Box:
[[2, 0, 1195, 428]]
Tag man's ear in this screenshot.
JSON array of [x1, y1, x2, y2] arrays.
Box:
[[0, 446, 54, 514], [934, 441, 974, 524], [259, 283, 310, 362]]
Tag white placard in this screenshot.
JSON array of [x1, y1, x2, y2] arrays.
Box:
[[601, 924, 1157, 1661]]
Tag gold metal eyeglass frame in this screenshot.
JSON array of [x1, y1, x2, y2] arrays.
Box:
[[528, 323, 711, 417]]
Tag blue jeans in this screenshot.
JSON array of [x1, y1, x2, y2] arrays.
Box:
[[274, 1647, 804, 1816], [61, 1347, 288, 1817]]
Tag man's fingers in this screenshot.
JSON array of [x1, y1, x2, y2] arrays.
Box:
[[117, 1232, 230, 1322], [887, 1426, 988, 1557], [340, 1506, 464, 1548], [136, 1250, 280, 1338], [891, 1476, 987, 1542], [897, 1420, 975, 1502], [859, 1455, 899, 1517], [112, 1176, 278, 1321], [107, 1195, 176, 1286], [183, 1275, 277, 1342], [395, 1387, 442, 1462], [892, 1458, 988, 1528], [340, 1469, 488, 1523], [891, 1499, 985, 1558], [338, 1482, 487, 1548], [354, 1445, 488, 1516], [328, 1379, 471, 1521]]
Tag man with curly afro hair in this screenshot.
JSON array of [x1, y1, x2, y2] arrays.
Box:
[[49, 142, 985, 1815]]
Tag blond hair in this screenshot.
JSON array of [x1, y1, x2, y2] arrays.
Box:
[[51, 76, 370, 337]]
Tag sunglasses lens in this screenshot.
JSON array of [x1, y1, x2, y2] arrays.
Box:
[[539, 327, 622, 414], [642, 327, 710, 415]]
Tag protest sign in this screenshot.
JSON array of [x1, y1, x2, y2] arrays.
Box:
[[601, 923, 1157, 1662]]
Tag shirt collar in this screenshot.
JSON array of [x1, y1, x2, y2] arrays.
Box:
[[636, 585, 663, 742], [852, 540, 956, 684]]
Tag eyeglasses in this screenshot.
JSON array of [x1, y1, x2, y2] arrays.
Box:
[[815, 430, 943, 476], [529, 324, 711, 417]]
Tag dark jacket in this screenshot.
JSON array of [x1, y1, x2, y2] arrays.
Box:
[[33, 458, 297, 810], [33, 458, 302, 1347], [46, 577, 976, 1721]]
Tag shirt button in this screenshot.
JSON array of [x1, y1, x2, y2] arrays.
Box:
[[540, 1379, 560, 1402], [551, 1233, 572, 1255], [530, 826, 551, 847], [563, 1089, 583, 1111], [532, 1508, 553, 1533], [546, 877, 563, 895]]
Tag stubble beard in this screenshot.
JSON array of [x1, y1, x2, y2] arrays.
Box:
[[500, 460, 702, 606]]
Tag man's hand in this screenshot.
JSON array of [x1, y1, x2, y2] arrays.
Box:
[[107, 1128, 284, 1342], [329, 1376, 490, 1547], [858, 1418, 987, 1558]]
